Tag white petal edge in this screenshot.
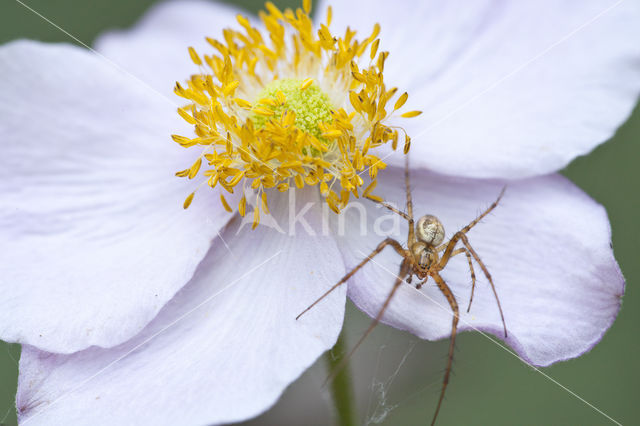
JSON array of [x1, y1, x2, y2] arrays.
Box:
[[333, 166, 623, 366], [0, 41, 232, 353], [320, 0, 640, 178], [95, 0, 242, 95], [16, 189, 346, 425]]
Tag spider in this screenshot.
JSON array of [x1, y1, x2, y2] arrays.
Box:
[[297, 155, 507, 425]]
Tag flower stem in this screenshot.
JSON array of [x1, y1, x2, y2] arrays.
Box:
[[325, 331, 357, 426]]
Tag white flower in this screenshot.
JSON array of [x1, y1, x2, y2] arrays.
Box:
[[1, 0, 638, 424]]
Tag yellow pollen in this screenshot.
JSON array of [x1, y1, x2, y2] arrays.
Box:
[[173, 0, 421, 228]]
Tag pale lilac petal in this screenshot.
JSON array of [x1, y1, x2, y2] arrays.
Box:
[[95, 0, 241, 95], [335, 166, 623, 366], [321, 0, 640, 178], [0, 41, 232, 353], [16, 190, 346, 425]]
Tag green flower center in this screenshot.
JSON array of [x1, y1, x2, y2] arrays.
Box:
[[251, 78, 333, 140]]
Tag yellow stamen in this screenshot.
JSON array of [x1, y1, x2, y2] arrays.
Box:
[[401, 110, 422, 118], [300, 78, 314, 90], [239, 195, 247, 217], [394, 92, 408, 110], [188, 46, 202, 66], [220, 194, 233, 212], [183, 193, 195, 209], [174, 0, 419, 223]]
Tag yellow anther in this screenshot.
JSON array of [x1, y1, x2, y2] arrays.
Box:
[[362, 179, 377, 196], [265, 2, 284, 20], [322, 129, 343, 139], [183, 193, 195, 209], [188, 158, 202, 179], [370, 39, 380, 61], [394, 92, 408, 110], [300, 78, 314, 90], [319, 181, 328, 196], [172, 134, 195, 147], [252, 207, 260, 229], [233, 98, 252, 108], [238, 195, 247, 217], [222, 81, 240, 96], [258, 98, 277, 106], [220, 194, 233, 212], [401, 110, 422, 118], [177, 107, 196, 125], [403, 135, 411, 154], [261, 192, 269, 214], [252, 107, 276, 116], [188, 47, 202, 66], [236, 14, 251, 29]]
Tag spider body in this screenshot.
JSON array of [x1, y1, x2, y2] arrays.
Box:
[[297, 155, 507, 425], [408, 215, 445, 283]]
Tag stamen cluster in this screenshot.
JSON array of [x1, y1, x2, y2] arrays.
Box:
[[173, 0, 420, 228]]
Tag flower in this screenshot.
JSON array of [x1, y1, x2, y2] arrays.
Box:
[[1, 0, 638, 424]]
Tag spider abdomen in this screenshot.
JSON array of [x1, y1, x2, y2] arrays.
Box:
[[416, 215, 445, 246]]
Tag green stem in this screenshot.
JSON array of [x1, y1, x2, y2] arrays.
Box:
[[325, 331, 357, 426]]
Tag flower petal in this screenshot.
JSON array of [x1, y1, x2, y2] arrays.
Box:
[[321, 0, 640, 178], [334, 166, 623, 366], [95, 0, 241, 95], [0, 41, 232, 353], [16, 190, 346, 425]]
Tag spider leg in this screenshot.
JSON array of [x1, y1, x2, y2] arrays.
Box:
[[365, 154, 417, 243], [405, 153, 416, 244], [434, 187, 506, 256], [448, 248, 477, 313], [440, 232, 507, 338], [416, 276, 428, 290], [365, 196, 411, 221], [459, 186, 506, 235], [325, 259, 410, 385], [404, 154, 414, 222], [296, 238, 405, 320], [430, 271, 459, 426], [435, 186, 505, 256]]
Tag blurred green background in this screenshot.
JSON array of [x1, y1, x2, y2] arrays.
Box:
[[1, 1, 638, 425]]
